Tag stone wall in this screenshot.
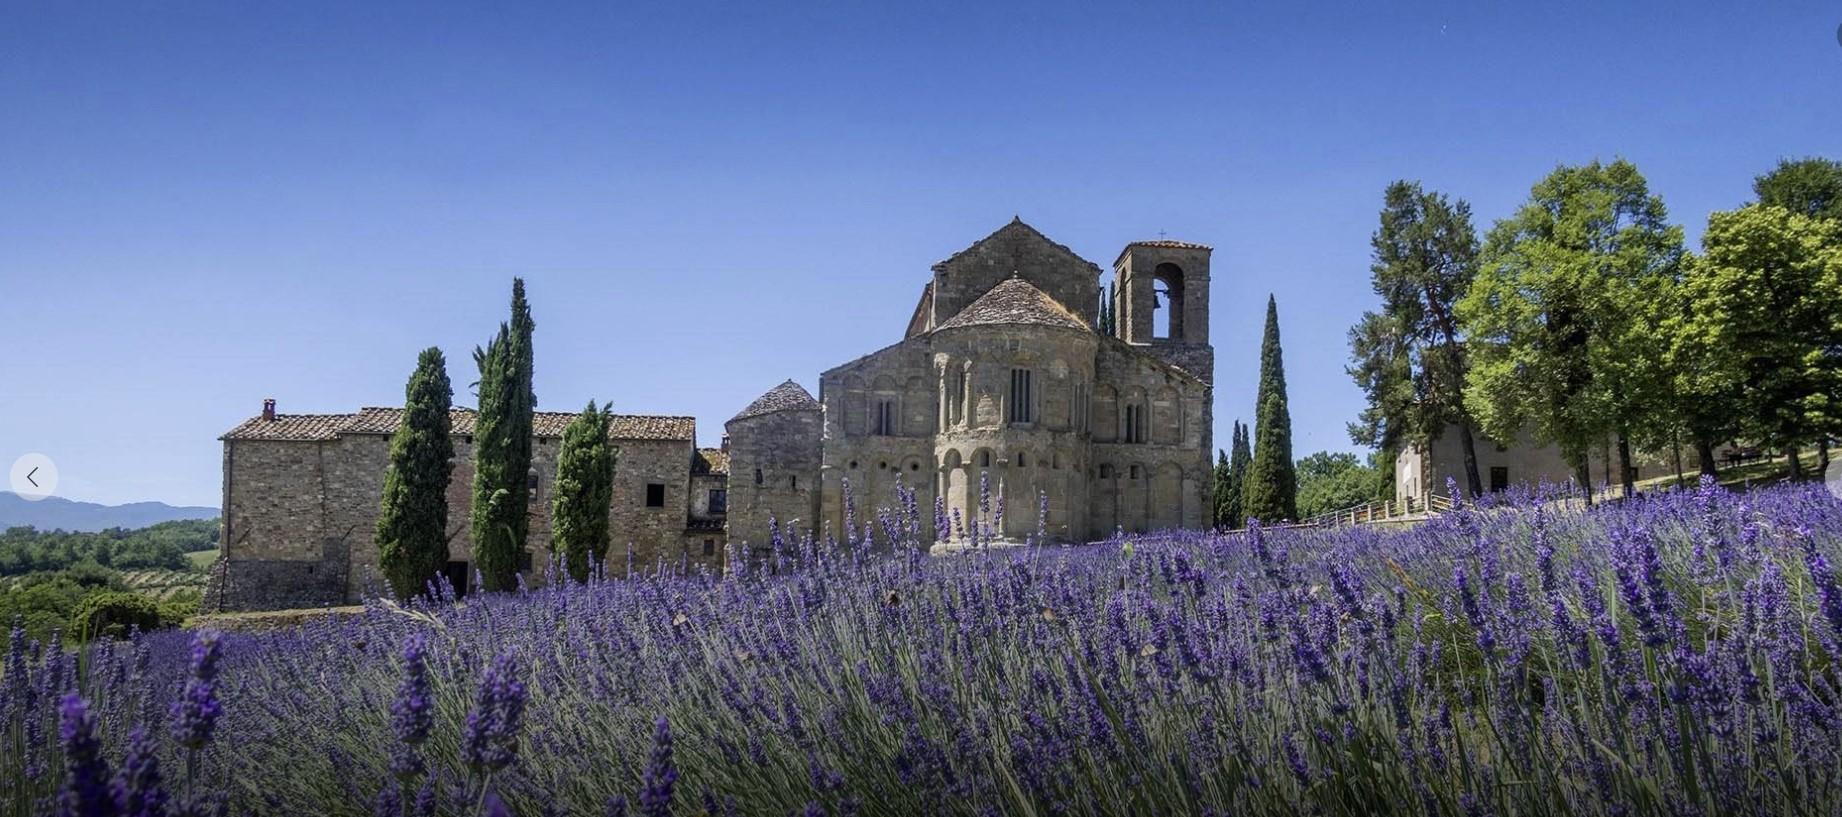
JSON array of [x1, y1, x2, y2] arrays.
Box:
[[215, 428, 705, 611], [724, 409, 822, 552], [929, 220, 1101, 331]]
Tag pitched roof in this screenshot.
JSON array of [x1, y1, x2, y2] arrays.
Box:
[[933, 275, 1090, 333], [693, 447, 730, 476], [1114, 238, 1213, 266], [729, 380, 820, 423], [931, 216, 1101, 274], [223, 407, 696, 442], [221, 413, 354, 441]]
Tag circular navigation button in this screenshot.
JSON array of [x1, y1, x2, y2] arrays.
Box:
[[9, 453, 58, 501]]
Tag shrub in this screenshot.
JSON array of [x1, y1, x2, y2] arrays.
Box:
[[72, 591, 164, 641]]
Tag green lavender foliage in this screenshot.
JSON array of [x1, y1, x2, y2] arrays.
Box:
[[471, 279, 536, 592], [550, 402, 616, 583], [376, 347, 455, 600]]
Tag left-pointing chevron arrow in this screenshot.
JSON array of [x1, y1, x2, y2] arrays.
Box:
[[10, 454, 57, 501]]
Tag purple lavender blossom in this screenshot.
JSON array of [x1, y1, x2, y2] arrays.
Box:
[[639, 716, 678, 817], [170, 632, 222, 752], [55, 693, 112, 817], [111, 726, 169, 817], [461, 652, 527, 777]]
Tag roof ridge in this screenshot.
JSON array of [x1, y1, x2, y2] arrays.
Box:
[[933, 276, 1091, 333]]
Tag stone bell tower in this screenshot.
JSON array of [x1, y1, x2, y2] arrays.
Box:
[[1114, 239, 1213, 385]]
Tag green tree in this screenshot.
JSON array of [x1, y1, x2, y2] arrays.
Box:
[[1754, 157, 1842, 221], [1348, 181, 1485, 497], [1098, 281, 1117, 337], [1227, 420, 1252, 528], [1245, 296, 1298, 522], [375, 347, 456, 600], [1460, 159, 1685, 500], [1681, 204, 1842, 478], [471, 279, 537, 592], [1294, 451, 1385, 520], [551, 402, 617, 582], [1754, 156, 1842, 470]]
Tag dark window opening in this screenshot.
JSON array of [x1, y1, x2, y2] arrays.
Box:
[[1129, 465, 1141, 480], [1009, 369, 1034, 424], [1123, 404, 1147, 443], [910, 462, 920, 471], [1100, 464, 1114, 479], [702, 539, 716, 557], [1017, 452, 1028, 468], [708, 489, 727, 514], [645, 483, 666, 508], [1490, 467, 1510, 493], [979, 451, 991, 468], [874, 399, 897, 436], [443, 561, 471, 598], [790, 475, 798, 490], [517, 550, 534, 572], [754, 468, 764, 486]]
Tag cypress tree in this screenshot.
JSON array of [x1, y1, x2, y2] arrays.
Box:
[[551, 401, 616, 582], [1245, 296, 1298, 522], [376, 347, 455, 600], [1210, 449, 1231, 529], [471, 279, 536, 592], [1227, 420, 1251, 529]]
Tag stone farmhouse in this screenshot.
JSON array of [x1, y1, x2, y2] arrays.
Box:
[[208, 219, 1214, 611]]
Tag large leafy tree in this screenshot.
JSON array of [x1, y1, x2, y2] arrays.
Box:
[[471, 279, 536, 592], [551, 402, 616, 582], [376, 347, 456, 599], [1754, 157, 1842, 221], [1245, 296, 1298, 522], [1681, 204, 1842, 478], [1294, 451, 1385, 520], [1753, 156, 1842, 471], [1460, 160, 1685, 499], [1348, 181, 1485, 496]]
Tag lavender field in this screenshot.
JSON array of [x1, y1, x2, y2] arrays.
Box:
[[6, 479, 1842, 817]]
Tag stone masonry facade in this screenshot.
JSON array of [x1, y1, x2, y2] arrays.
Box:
[[212, 219, 1214, 610]]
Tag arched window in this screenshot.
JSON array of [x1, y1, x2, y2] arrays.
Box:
[[1153, 263, 1185, 340]]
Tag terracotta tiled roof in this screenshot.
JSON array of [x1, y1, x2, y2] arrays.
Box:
[[1126, 239, 1212, 251], [934, 276, 1090, 333], [1114, 238, 1212, 266], [693, 447, 730, 476], [221, 413, 354, 441], [730, 380, 820, 423], [224, 407, 696, 442]]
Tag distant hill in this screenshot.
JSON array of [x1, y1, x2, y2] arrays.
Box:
[[0, 492, 218, 532]]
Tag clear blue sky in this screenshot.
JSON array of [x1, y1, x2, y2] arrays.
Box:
[[2, 2, 1838, 507]]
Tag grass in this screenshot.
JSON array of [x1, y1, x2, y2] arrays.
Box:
[[185, 548, 220, 571]]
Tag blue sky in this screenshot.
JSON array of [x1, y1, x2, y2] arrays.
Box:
[[2, 2, 1838, 507]]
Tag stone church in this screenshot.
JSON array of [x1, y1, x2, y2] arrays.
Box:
[[208, 219, 1213, 610]]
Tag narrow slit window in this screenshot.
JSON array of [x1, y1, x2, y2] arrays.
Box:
[[1009, 369, 1033, 424]]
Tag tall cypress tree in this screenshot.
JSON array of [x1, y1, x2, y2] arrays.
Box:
[[376, 347, 455, 600], [1245, 296, 1298, 522], [1210, 449, 1231, 529], [551, 401, 616, 582], [1227, 420, 1252, 528], [471, 279, 536, 592]]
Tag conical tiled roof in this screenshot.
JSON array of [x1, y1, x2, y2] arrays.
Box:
[[934, 275, 1090, 332], [729, 379, 820, 423]]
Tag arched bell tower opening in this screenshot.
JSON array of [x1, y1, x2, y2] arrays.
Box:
[[1152, 262, 1185, 340], [1115, 240, 1213, 386]]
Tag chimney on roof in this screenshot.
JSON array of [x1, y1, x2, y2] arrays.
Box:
[[720, 433, 730, 452], [262, 398, 276, 422]]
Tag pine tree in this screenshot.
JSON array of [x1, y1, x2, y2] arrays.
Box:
[[1245, 296, 1298, 522], [376, 347, 455, 600], [1098, 282, 1118, 336], [551, 401, 616, 582], [471, 279, 536, 592]]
